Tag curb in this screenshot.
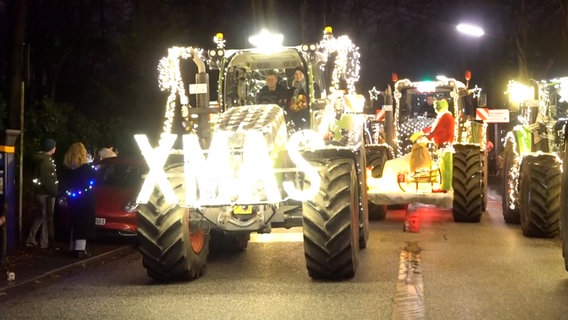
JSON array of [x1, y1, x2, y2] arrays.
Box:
[[0, 245, 136, 302]]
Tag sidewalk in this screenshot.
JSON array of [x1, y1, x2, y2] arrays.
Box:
[[0, 239, 136, 302]]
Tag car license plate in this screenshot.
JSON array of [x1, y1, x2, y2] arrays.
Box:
[[234, 206, 252, 214], [95, 217, 106, 226]]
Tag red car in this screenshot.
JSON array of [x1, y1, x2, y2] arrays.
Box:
[[93, 156, 147, 238], [53, 156, 147, 241]]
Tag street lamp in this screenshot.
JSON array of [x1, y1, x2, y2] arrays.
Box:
[[456, 23, 485, 37]]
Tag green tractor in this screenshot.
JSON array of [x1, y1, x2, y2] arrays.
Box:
[[502, 78, 566, 238], [366, 75, 488, 222], [562, 116, 568, 271], [134, 27, 372, 282]]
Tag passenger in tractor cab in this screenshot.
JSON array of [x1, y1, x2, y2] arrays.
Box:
[[257, 70, 289, 107], [286, 66, 321, 131], [411, 98, 455, 148], [286, 66, 310, 130]]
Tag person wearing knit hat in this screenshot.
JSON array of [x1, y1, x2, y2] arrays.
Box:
[[291, 66, 307, 98], [42, 138, 56, 152], [26, 138, 59, 252], [287, 66, 320, 131]]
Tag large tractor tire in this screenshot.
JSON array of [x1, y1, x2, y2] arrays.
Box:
[[562, 136, 568, 271], [502, 139, 520, 223], [519, 154, 561, 238], [481, 149, 488, 212], [452, 144, 483, 222], [137, 163, 209, 282], [302, 157, 360, 279]]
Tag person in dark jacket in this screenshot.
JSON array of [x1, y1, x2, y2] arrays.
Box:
[[61, 142, 96, 258], [257, 70, 289, 107], [26, 138, 58, 251], [413, 94, 437, 118]]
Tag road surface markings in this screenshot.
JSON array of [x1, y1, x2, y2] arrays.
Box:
[[392, 241, 425, 320]]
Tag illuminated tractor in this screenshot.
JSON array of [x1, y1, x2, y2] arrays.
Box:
[[365, 75, 488, 222], [134, 27, 370, 281], [562, 118, 568, 271], [502, 78, 566, 238]]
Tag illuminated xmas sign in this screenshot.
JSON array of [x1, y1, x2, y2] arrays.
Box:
[[135, 130, 322, 206]]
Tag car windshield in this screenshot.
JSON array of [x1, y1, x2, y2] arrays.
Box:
[[96, 163, 145, 188]]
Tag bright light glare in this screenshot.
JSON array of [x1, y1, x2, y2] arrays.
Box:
[[506, 80, 533, 104], [248, 29, 283, 50], [283, 130, 323, 201], [182, 131, 281, 206], [416, 81, 437, 93], [456, 23, 485, 37]]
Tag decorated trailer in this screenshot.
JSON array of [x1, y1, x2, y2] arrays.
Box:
[[365, 76, 488, 222], [133, 27, 372, 281], [502, 78, 567, 238]]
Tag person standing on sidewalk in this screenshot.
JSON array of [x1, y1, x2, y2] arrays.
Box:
[[60, 142, 96, 258], [26, 138, 58, 252]]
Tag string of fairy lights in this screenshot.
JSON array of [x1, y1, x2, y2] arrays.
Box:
[[317, 33, 360, 95], [503, 132, 520, 210], [65, 179, 95, 198], [158, 47, 205, 140], [156, 28, 361, 143]]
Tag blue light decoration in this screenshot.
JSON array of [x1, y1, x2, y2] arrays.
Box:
[[65, 180, 95, 198]]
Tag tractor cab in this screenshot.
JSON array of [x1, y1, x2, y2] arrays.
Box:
[[215, 38, 333, 133]]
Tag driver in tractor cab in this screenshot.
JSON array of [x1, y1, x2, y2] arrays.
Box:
[[257, 70, 289, 108], [415, 94, 437, 118], [411, 98, 455, 148]]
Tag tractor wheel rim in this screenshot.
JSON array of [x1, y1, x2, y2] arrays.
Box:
[[190, 230, 205, 253]]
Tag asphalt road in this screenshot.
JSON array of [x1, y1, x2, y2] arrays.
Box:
[[1, 194, 567, 320]]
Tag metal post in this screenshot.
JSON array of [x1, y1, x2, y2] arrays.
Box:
[[195, 72, 210, 149], [2, 129, 20, 250], [19, 79, 24, 244]]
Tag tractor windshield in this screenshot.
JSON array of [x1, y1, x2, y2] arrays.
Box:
[[547, 80, 568, 121], [398, 87, 455, 124], [222, 48, 309, 109]]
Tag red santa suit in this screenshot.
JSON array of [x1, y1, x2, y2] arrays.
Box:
[[423, 111, 454, 147]]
